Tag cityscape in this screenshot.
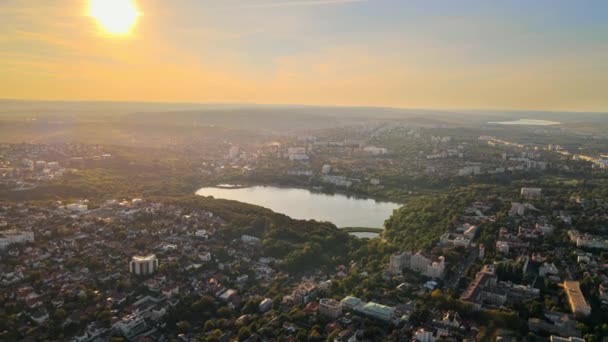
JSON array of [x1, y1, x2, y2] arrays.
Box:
[[2, 1, 608, 342]]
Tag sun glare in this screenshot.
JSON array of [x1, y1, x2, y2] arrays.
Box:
[[89, 0, 140, 35]]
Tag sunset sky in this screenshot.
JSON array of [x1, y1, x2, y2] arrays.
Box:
[[1, 0, 607, 111]]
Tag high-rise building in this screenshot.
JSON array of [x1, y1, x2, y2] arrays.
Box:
[[129, 254, 159, 276], [388, 252, 411, 274]]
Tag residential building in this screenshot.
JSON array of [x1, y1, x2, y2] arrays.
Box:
[[563, 281, 591, 316], [194, 229, 209, 239], [129, 254, 159, 276], [413, 328, 437, 342], [66, 203, 88, 212], [539, 263, 559, 277], [259, 298, 273, 313], [550, 336, 585, 342], [478, 244, 485, 259], [319, 298, 343, 319], [293, 283, 318, 304], [114, 313, 150, 340], [390, 250, 445, 278], [440, 233, 471, 248], [410, 251, 432, 273], [0, 230, 34, 250], [241, 234, 261, 245], [521, 187, 542, 199], [388, 252, 411, 274], [568, 230, 608, 250], [528, 311, 581, 338]]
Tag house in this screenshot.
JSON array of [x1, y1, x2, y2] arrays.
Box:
[[521, 188, 542, 199], [241, 235, 261, 245], [539, 263, 559, 277], [259, 298, 273, 312], [195, 229, 209, 239]]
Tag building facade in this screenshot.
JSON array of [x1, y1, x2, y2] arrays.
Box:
[[129, 254, 159, 276], [319, 298, 343, 319]]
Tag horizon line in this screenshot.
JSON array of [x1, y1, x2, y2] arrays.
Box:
[[0, 98, 607, 115]]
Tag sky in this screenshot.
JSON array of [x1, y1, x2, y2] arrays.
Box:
[[1, 0, 607, 111]]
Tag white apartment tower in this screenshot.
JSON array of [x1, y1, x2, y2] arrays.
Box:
[[129, 254, 159, 275]]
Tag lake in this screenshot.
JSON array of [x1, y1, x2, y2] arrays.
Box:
[[488, 119, 560, 126], [195, 185, 401, 229]]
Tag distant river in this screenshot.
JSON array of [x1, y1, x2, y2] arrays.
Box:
[[195, 185, 401, 229], [488, 119, 560, 126]]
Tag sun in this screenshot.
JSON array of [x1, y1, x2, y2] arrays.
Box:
[[89, 0, 141, 35]]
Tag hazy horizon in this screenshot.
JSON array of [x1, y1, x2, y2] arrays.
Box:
[[1, 98, 607, 116]]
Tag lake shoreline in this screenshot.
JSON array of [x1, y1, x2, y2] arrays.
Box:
[[199, 182, 407, 205], [195, 185, 402, 229]]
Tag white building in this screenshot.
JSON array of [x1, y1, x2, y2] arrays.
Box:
[[509, 202, 526, 216], [287, 147, 308, 161], [114, 313, 150, 340], [241, 234, 261, 245], [129, 254, 159, 275], [388, 252, 411, 274], [392, 251, 445, 279], [259, 298, 273, 312], [198, 252, 212, 262], [0, 230, 34, 250], [568, 230, 608, 250], [550, 337, 585, 342], [426, 257, 446, 279], [414, 328, 437, 342], [321, 175, 352, 188], [410, 251, 432, 273], [440, 233, 471, 248], [363, 146, 388, 155], [479, 244, 485, 260], [539, 263, 559, 277], [521, 187, 542, 199], [66, 203, 88, 212], [319, 298, 343, 319], [292, 283, 318, 304], [458, 165, 481, 176], [195, 229, 209, 239]]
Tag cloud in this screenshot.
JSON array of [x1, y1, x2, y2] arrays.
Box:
[[222, 0, 367, 9]]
